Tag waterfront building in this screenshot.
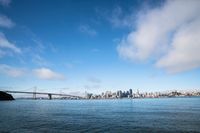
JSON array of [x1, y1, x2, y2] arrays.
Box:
[[117, 90, 123, 98], [129, 89, 133, 96]]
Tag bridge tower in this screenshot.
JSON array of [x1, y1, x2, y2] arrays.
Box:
[[33, 87, 37, 100], [48, 94, 52, 100]]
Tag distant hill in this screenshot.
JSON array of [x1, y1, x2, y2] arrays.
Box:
[[0, 91, 15, 100]]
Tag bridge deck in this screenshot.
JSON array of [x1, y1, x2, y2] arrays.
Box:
[[5, 91, 83, 98]]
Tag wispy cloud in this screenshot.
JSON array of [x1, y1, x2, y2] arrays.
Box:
[[33, 67, 65, 80], [0, 2, 19, 58], [84, 84, 101, 90], [108, 6, 135, 28], [117, 0, 200, 73], [0, 0, 11, 7], [32, 38, 46, 53], [48, 43, 57, 53], [32, 54, 49, 66], [95, 6, 136, 28], [85, 77, 101, 90], [0, 15, 15, 28], [0, 32, 21, 57], [20, 26, 47, 54], [0, 64, 25, 77], [79, 24, 97, 36], [88, 76, 101, 84], [19, 26, 56, 67]]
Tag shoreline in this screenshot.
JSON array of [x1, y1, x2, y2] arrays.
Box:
[[11, 95, 200, 100]]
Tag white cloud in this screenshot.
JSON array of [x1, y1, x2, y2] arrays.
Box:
[[79, 25, 97, 36], [0, 65, 66, 80], [0, 0, 11, 7], [0, 32, 21, 55], [117, 0, 200, 73], [0, 15, 14, 28], [0, 64, 25, 77], [33, 68, 65, 80], [156, 18, 200, 73]]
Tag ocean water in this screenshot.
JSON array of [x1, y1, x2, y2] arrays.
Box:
[[0, 97, 200, 133]]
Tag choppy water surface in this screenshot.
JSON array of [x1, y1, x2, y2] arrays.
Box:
[[0, 97, 200, 133]]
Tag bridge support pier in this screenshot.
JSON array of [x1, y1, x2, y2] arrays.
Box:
[[33, 93, 36, 100], [48, 94, 52, 100]]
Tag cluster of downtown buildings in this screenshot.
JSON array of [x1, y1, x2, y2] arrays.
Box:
[[85, 89, 200, 99]]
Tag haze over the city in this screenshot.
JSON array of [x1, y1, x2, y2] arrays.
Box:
[[0, 0, 200, 95]]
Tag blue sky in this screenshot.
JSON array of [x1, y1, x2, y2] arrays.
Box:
[[0, 0, 200, 95]]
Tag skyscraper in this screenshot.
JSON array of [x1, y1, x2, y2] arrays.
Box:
[[129, 89, 132, 95]]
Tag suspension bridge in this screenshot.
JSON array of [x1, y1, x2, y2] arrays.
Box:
[[1, 87, 84, 100]]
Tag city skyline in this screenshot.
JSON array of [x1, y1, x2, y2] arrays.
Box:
[[0, 0, 200, 94]]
